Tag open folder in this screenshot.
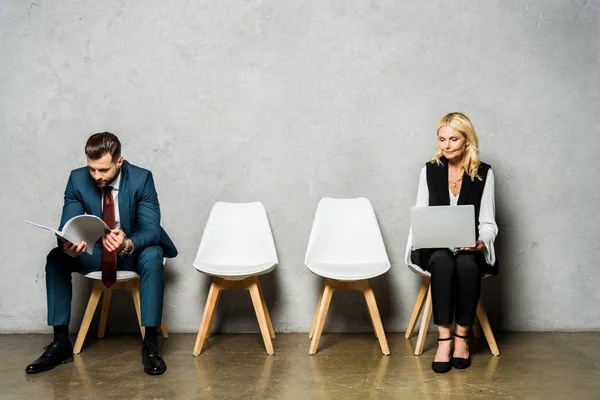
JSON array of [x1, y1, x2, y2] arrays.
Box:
[[25, 215, 110, 255]]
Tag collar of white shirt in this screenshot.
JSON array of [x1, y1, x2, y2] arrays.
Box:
[[109, 170, 121, 193]]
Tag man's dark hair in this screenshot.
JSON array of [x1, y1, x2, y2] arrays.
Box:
[[85, 132, 121, 162]]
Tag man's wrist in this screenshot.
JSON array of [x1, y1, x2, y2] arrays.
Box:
[[118, 239, 134, 256]]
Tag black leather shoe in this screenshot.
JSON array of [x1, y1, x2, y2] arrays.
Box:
[[432, 337, 452, 374], [25, 341, 73, 374], [451, 333, 471, 369], [142, 342, 167, 375]]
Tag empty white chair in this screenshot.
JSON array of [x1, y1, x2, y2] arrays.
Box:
[[403, 230, 500, 356], [305, 197, 391, 355], [192, 201, 278, 355]]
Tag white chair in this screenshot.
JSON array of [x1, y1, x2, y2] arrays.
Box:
[[192, 201, 278, 356], [73, 270, 168, 354], [404, 231, 500, 356], [305, 197, 391, 355]]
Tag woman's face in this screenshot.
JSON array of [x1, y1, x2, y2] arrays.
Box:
[[437, 126, 469, 162]]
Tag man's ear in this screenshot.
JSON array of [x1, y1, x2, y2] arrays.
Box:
[[116, 156, 124, 168]]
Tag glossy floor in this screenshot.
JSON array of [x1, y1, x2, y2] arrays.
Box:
[[1, 332, 599, 399]]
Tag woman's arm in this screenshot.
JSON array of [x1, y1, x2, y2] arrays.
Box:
[[478, 169, 499, 265]]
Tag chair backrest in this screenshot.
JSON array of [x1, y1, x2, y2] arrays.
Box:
[[305, 197, 390, 266], [193, 201, 278, 267]]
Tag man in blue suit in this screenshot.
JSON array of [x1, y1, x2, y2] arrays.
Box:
[[25, 132, 177, 375]]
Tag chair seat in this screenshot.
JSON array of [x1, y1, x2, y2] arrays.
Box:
[[192, 262, 276, 281], [82, 271, 140, 282], [306, 262, 390, 282]]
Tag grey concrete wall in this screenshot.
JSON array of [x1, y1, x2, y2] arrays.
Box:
[[1, 0, 598, 334]]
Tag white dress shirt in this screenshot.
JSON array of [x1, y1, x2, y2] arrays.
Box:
[[405, 167, 498, 266]]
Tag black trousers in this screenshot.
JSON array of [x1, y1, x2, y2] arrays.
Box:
[[412, 249, 491, 327]]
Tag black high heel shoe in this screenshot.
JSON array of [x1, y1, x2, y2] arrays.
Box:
[[451, 333, 471, 369], [432, 337, 452, 373]]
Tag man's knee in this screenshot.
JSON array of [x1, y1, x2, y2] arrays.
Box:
[[137, 246, 164, 273], [46, 247, 71, 274]]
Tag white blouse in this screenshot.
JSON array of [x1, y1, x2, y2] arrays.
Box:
[[404, 167, 498, 266]]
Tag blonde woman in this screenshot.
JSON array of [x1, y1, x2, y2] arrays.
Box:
[[406, 112, 498, 373]]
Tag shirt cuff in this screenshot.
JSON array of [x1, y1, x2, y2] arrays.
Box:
[[126, 240, 135, 255], [478, 235, 495, 265]]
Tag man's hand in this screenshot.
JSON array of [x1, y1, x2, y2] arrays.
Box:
[[459, 240, 486, 252], [102, 229, 127, 253], [57, 234, 87, 257]]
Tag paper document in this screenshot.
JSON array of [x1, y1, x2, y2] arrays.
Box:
[[25, 215, 110, 255]]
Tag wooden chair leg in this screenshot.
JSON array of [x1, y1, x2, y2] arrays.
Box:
[[249, 278, 275, 355], [309, 289, 324, 340], [193, 281, 221, 356], [405, 277, 430, 339], [414, 286, 432, 356], [309, 282, 334, 355], [130, 283, 145, 339], [98, 287, 112, 339], [206, 289, 222, 340], [159, 320, 168, 338], [73, 281, 104, 354], [362, 282, 391, 355], [476, 297, 500, 356], [369, 311, 378, 339], [257, 279, 276, 339]]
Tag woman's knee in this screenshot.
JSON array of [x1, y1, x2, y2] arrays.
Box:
[[455, 253, 481, 275], [428, 249, 455, 268]]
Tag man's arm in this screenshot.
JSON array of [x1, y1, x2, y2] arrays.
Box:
[[57, 172, 84, 249], [128, 171, 161, 253]]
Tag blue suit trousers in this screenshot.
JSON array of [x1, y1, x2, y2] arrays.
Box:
[[46, 244, 164, 327]]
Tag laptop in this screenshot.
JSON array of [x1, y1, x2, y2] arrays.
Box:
[[410, 205, 476, 249]]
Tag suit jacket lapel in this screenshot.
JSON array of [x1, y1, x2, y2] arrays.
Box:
[[89, 185, 103, 219], [118, 161, 131, 235]]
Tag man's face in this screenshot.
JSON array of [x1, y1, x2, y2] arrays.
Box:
[[87, 152, 123, 188]]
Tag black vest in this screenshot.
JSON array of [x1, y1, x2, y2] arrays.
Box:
[[426, 157, 491, 237], [412, 157, 498, 273]]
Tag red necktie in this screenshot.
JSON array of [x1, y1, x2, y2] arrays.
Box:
[[102, 187, 117, 287]]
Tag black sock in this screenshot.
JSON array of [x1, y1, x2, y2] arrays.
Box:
[[53, 325, 70, 345], [144, 327, 158, 346]]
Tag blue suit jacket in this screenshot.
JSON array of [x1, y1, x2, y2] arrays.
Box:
[[58, 160, 178, 262]]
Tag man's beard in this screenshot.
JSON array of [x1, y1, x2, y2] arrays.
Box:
[[95, 167, 120, 188]]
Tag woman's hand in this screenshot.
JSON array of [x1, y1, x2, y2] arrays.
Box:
[[459, 240, 486, 252]]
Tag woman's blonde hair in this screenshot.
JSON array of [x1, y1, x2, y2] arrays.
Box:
[[430, 112, 482, 181]]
